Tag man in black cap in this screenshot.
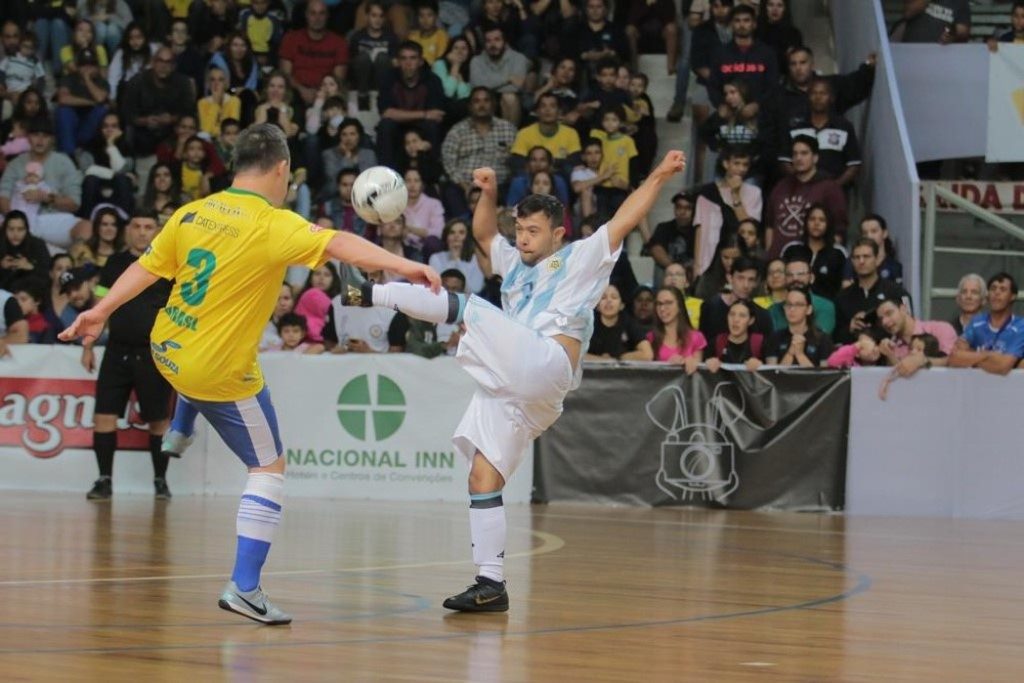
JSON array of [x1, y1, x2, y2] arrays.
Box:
[[54, 46, 110, 157], [58, 265, 102, 339], [83, 209, 174, 501]]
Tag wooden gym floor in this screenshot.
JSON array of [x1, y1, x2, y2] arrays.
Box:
[[0, 492, 1022, 682]]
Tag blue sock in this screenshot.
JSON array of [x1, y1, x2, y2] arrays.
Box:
[[170, 396, 199, 438], [231, 473, 284, 592]]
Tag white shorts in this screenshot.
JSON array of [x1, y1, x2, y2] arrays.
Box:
[[452, 296, 574, 482], [33, 212, 80, 250]]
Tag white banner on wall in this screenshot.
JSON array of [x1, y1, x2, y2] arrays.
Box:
[[847, 367, 1024, 519], [0, 347, 533, 503], [987, 45, 1024, 162], [891, 44, 990, 163]]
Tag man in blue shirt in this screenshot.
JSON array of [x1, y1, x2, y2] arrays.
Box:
[[950, 272, 1024, 374]]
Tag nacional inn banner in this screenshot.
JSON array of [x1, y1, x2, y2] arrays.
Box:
[[1, 347, 531, 502], [255, 354, 533, 502], [535, 365, 850, 510]]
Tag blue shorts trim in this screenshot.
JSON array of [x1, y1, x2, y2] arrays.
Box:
[[186, 385, 283, 468]]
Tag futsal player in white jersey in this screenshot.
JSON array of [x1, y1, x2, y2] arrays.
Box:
[[361, 151, 687, 611]]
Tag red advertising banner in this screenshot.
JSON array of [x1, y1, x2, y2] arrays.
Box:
[[921, 181, 1024, 214], [0, 378, 150, 458]]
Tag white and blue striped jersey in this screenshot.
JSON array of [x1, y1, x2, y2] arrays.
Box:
[[491, 224, 622, 350]]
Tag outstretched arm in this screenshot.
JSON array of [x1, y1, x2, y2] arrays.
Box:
[[325, 232, 441, 292], [58, 262, 160, 344], [472, 167, 499, 258], [605, 151, 686, 253]]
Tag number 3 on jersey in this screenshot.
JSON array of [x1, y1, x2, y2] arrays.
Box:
[[181, 248, 217, 306]]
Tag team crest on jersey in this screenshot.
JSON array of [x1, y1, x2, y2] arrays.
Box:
[[309, 223, 325, 233], [548, 256, 562, 272]]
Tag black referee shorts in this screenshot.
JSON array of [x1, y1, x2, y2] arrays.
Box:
[[95, 345, 173, 422]]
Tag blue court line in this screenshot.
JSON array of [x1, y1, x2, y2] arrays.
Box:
[[0, 547, 873, 656]]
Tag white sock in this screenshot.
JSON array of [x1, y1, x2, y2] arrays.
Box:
[[232, 472, 284, 592], [371, 282, 464, 324], [469, 491, 505, 583]]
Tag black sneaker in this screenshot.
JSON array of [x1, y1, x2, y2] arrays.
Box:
[[442, 576, 509, 612], [87, 477, 112, 501], [666, 102, 685, 123], [154, 477, 172, 500]]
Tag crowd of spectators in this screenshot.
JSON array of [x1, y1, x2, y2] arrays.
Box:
[[0, 0, 1022, 388]]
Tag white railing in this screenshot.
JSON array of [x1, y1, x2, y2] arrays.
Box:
[[921, 182, 1024, 318]]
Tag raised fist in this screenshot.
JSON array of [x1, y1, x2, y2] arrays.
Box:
[[473, 167, 498, 193]]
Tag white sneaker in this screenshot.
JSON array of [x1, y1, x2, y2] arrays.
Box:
[[218, 581, 292, 625], [160, 430, 194, 459]]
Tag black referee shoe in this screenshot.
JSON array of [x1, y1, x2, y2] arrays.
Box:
[[86, 477, 112, 501], [154, 478, 172, 500], [442, 576, 509, 612]]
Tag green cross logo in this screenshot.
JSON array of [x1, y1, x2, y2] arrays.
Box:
[[336, 374, 406, 441]]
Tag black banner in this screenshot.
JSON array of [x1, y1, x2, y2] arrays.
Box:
[[535, 366, 850, 510]]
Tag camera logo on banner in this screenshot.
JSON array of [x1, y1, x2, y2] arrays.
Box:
[[645, 384, 741, 503]]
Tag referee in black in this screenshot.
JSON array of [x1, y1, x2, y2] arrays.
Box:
[[84, 209, 175, 501]]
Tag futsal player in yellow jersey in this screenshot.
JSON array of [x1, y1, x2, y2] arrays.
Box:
[[60, 124, 440, 625]]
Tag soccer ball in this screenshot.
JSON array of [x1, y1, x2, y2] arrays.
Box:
[[352, 166, 408, 224]]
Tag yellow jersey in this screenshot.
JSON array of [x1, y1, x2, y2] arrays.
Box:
[[510, 123, 582, 162], [409, 29, 449, 66], [685, 297, 702, 329], [590, 129, 637, 188], [165, 0, 192, 18], [138, 188, 336, 401], [198, 95, 242, 139]]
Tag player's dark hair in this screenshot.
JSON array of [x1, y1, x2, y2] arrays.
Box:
[[596, 57, 619, 74], [792, 134, 818, 155], [397, 40, 423, 57], [516, 193, 565, 231], [720, 143, 752, 161], [988, 271, 1019, 296], [730, 4, 756, 21], [853, 237, 880, 258], [277, 312, 308, 332], [440, 268, 467, 287], [233, 123, 291, 174], [731, 255, 760, 277], [131, 208, 160, 222], [790, 45, 813, 60]]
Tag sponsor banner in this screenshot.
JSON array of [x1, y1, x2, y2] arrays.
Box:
[[1, 347, 532, 502], [0, 348, 151, 458], [920, 181, 1024, 215], [251, 353, 533, 502], [987, 45, 1024, 162], [535, 365, 849, 510]]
